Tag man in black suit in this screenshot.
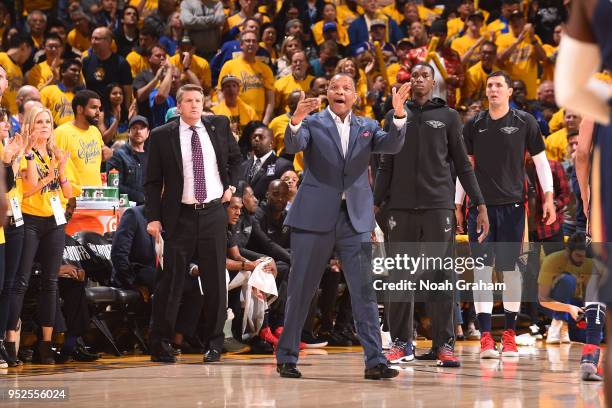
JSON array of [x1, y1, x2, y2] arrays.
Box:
[[241, 126, 294, 201], [145, 84, 242, 363]]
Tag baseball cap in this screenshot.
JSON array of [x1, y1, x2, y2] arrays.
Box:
[[128, 115, 149, 128], [370, 19, 386, 28], [165, 107, 179, 123], [221, 74, 241, 87], [323, 22, 337, 33], [397, 37, 412, 47]]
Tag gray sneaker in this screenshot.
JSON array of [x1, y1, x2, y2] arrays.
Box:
[[223, 337, 251, 354]]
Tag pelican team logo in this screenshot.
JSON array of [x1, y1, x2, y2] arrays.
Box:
[[94, 67, 105, 81], [425, 120, 446, 129], [500, 126, 519, 134], [388, 216, 397, 231]]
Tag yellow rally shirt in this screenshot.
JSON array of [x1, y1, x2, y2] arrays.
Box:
[[54, 122, 104, 187], [496, 32, 542, 99], [539, 250, 598, 299], [0, 53, 24, 115], [40, 84, 75, 126], [211, 97, 258, 132], [274, 74, 314, 112], [218, 58, 274, 120]]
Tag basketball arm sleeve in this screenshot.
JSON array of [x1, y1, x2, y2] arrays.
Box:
[[532, 151, 554, 194], [555, 35, 611, 125]]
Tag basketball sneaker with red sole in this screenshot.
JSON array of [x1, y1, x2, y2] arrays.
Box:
[[501, 330, 519, 357], [480, 332, 499, 359], [383, 339, 414, 363], [436, 343, 461, 367], [581, 344, 603, 381]]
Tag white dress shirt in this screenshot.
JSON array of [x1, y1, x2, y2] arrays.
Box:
[[179, 118, 224, 204]]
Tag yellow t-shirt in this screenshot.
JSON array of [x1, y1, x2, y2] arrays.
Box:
[[218, 58, 274, 120], [23, 0, 54, 14], [461, 62, 500, 107], [40, 85, 75, 126], [487, 19, 509, 38], [27, 60, 54, 90], [448, 12, 491, 39], [129, 0, 158, 14], [227, 13, 270, 31], [54, 122, 104, 187], [312, 20, 350, 46], [0, 53, 24, 115], [211, 97, 257, 132], [418, 5, 443, 25], [541, 44, 557, 82], [538, 250, 597, 299], [169, 53, 212, 89], [67, 28, 91, 53], [268, 113, 303, 172], [545, 127, 569, 162], [126, 51, 150, 79], [19, 151, 77, 217], [549, 109, 564, 134], [274, 74, 314, 112], [336, 4, 363, 27], [451, 35, 480, 57], [496, 33, 542, 99]]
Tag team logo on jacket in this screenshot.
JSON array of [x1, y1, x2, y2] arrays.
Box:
[[388, 216, 397, 231], [425, 120, 446, 129], [360, 130, 371, 138], [500, 126, 519, 134]]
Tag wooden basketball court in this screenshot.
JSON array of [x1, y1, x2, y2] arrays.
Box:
[[0, 341, 605, 407]]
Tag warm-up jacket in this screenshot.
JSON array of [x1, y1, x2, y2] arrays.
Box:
[[374, 98, 484, 210]]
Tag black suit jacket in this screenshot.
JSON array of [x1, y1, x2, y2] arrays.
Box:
[[240, 153, 294, 200], [145, 115, 242, 238]]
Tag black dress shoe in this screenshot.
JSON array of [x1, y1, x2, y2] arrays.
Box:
[[364, 363, 399, 380], [72, 345, 100, 362], [203, 349, 221, 363], [277, 363, 302, 378], [150, 353, 177, 363], [414, 348, 437, 361], [35, 341, 55, 365], [319, 331, 352, 347]]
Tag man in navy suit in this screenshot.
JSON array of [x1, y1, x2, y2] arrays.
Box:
[[275, 73, 411, 380]]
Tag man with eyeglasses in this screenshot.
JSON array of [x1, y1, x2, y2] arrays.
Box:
[[218, 31, 275, 124]]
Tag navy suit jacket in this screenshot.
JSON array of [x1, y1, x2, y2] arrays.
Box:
[[111, 205, 155, 288], [283, 109, 406, 233]]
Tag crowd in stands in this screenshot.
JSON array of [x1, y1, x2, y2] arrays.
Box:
[[0, 0, 607, 367]]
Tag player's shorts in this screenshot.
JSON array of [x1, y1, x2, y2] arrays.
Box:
[[468, 203, 525, 270]]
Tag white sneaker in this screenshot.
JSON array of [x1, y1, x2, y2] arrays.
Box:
[[546, 319, 563, 344], [560, 321, 571, 343], [529, 324, 543, 340]]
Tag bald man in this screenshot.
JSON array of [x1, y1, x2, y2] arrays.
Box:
[[82, 27, 133, 109]]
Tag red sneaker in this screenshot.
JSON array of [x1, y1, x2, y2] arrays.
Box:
[[260, 327, 279, 347], [272, 327, 306, 350], [436, 343, 460, 367], [383, 339, 414, 363], [501, 330, 519, 357], [480, 332, 499, 359], [581, 344, 603, 381]]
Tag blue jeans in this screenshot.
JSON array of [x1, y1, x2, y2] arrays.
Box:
[[550, 273, 577, 321]]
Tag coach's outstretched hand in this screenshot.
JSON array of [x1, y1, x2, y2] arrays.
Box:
[[290, 91, 320, 126], [391, 82, 412, 118]]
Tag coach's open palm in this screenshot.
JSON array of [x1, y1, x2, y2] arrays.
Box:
[[392, 83, 412, 117]]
